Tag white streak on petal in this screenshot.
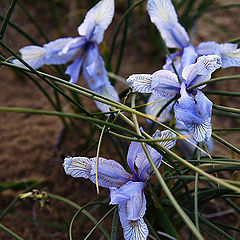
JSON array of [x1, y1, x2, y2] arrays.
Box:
[[219, 43, 240, 68], [127, 74, 153, 93], [63, 157, 92, 179]]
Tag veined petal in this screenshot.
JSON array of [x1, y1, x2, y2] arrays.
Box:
[[127, 141, 142, 177], [118, 202, 149, 240], [151, 69, 181, 96], [219, 43, 240, 68], [174, 84, 205, 124], [174, 85, 213, 142], [110, 181, 145, 205], [91, 82, 120, 112], [137, 130, 176, 181], [196, 41, 220, 56], [44, 37, 82, 65], [127, 74, 153, 94], [13, 46, 46, 69], [60, 37, 86, 55], [63, 156, 92, 179], [145, 93, 173, 122], [83, 43, 107, 89], [181, 45, 198, 69], [90, 157, 132, 188], [78, 0, 114, 43], [176, 121, 214, 156], [65, 54, 84, 83], [183, 55, 221, 88]]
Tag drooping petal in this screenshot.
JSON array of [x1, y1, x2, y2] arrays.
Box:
[[174, 84, 213, 142], [12, 46, 46, 69], [145, 93, 173, 122], [78, 0, 114, 43], [176, 121, 214, 156], [60, 37, 86, 55], [147, 0, 189, 48], [127, 141, 142, 177], [91, 82, 120, 112], [83, 43, 107, 89], [127, 74, 153, 94], [181, 45, 198, 69], [183, 55, 221, 89], [151, 69, 181, 96], [136, 130, 176, 181], [65, 54, 84, 83], [118, 202, 149, 240], [44, 37, 83, 65], [90, 157, 132, 188], [110, 181, 145, 205], [63, 156, 92, 179], [219, 43, 240, 68], [196, 41, 220, 56]]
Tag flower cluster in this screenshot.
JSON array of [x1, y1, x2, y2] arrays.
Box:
[[13, 0, 119, 112], [63, 130, 176, 240]]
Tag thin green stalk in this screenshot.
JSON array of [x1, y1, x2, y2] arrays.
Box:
[[0, 0, 17, 40], [204, 90, 240, 97], [0, 223, 24, 240], [212, 133, 240, 155], [131, 94, 204, 240], [48, 193, 110, 239], [213, 104, 240, 115], [114, 0, 132, 74], [0, 14, 39, 44], [110, 208, 119, 240], [107, 0, 146, 69], [188, 75, 240, 91], [69, 202, 107, 240], [84, 206, 117, 240]]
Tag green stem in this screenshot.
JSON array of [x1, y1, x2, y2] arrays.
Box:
[[0, 223, 24, 240]]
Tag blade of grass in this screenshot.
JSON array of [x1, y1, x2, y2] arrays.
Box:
[[0, 223, 23, 240]]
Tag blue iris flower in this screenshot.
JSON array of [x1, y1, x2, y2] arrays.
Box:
[[147, 0, 240, 73], [63, 129, 176, 240], [127, 55, 221, 142], [12, 0, 119, 112]]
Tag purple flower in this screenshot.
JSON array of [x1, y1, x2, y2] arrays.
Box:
[[12, 0, 119, 112], [63, 130, 176, 240], [147, 0, 240, 73], [127, 55, 221, 142]]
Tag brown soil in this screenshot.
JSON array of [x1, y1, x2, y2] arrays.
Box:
[[0, 1, 240, 239]]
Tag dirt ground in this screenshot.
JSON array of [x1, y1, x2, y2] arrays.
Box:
[[0, 0, 240, 239]]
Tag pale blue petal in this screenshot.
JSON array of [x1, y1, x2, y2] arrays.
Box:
[[181, 45, 198, 69], [78, 0, 114, 43], [65, 54, 84, 83], [110, 181, 145, 205], [118, 202, 149, 240], [127, 74, 153, 93], [137, 130, 176, 181], [163, 52, 182, 73], [13, 45, 46, 69], [127, 141, 142, 177], [219, 43, 240, 68], [83, 43, 107, 89], [147, 0, 189, 48], [174, 84, 206, 124], [183, 55, 221, 88], [44, 37, 83, 65], [174, 85, 213, 142], [90, 157, 132, 188], [151, 69, 181, 96], [176, 121, 214, 156], [145, 93, 173, 122], [91, 82, 120, 112], [60, 37, 86, 55], [196, 41, 220, 56], [63, 156, 92, 179]]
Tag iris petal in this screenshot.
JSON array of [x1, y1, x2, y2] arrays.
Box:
[[147, 0, 189, 48], [118, 202, 149, 240], [90, 157, 132, 188], [127, 74, 153, 93], [63, 156, 92, 179], [13, 46, 46, 69], [78, 0, 114, 43], [219, 43, 240, 68]]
